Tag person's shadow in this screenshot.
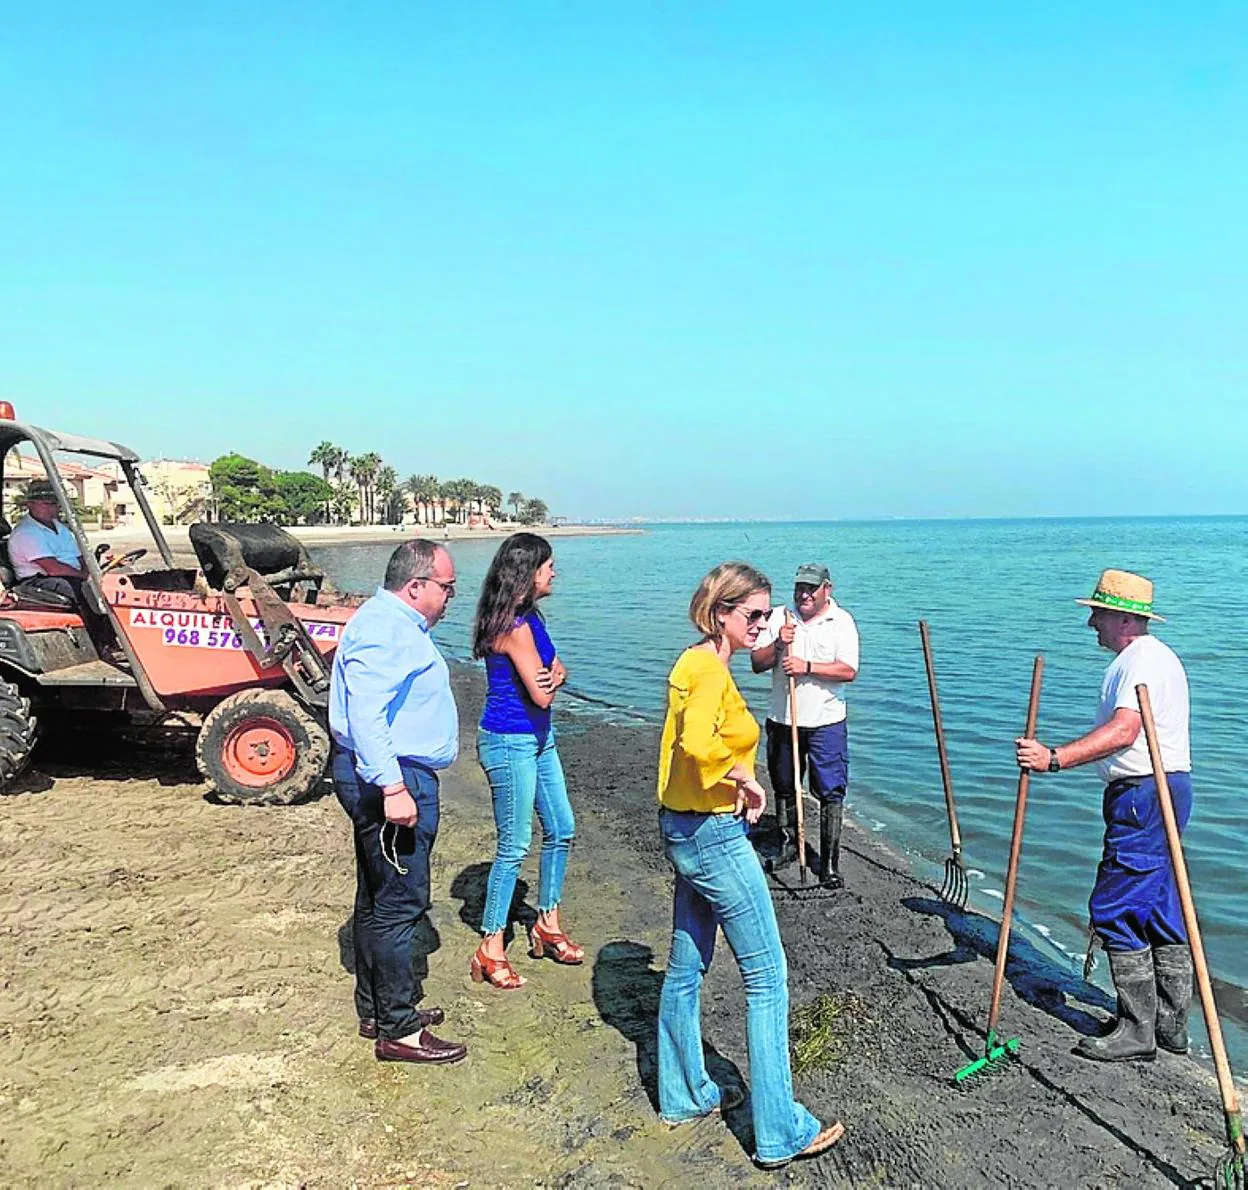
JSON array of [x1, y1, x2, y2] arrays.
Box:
[[450, 862, 535, 950], [592, 940, 752, 1154], [890, 895, 1115, 1035]]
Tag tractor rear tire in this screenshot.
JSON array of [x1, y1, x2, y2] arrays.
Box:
[[0, 681, 38, 791], [196, 689, 329, 806]]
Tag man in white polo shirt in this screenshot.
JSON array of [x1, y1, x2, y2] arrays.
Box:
[[1016, 569, 1192, 1064], [7, 479, 115, 648], [752, 562, 859, 889]]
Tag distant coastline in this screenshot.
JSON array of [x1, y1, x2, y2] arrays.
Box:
[[89, 519, 643, 566]]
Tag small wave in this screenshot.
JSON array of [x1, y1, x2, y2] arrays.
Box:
[[982, 888, 1004, 901]]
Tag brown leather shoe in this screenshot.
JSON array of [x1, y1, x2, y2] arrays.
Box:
[[375, 1029, 467, 1065], [359, 1006, 445, 1039]]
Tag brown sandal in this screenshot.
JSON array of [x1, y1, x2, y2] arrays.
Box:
[[470, 944, 526, 989], [529, 920, 585, 965]]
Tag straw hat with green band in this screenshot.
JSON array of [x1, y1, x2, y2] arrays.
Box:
[[1075, 569, 1165, 622]]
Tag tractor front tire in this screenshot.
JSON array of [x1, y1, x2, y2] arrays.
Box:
[[0, 682, 38, 791], [196, 689, 329, 806]]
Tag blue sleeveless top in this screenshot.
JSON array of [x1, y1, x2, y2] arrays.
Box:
[[481, 610, 557, 736]]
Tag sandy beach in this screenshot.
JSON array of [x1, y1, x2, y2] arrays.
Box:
[[87, 521, 642, 568], [0, 664, 1239, 1186]]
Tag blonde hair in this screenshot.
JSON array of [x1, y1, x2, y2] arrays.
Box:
[[689, 562, 771, 640]]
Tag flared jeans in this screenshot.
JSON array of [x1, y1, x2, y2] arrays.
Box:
[[657, 808, 820, 1164]]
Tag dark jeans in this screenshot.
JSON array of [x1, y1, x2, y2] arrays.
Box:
[[332, 748, 441, 1040], [765, 718, 848, 805]]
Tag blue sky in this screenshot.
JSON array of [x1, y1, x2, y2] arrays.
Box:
[[2, 3, 1244, 519]]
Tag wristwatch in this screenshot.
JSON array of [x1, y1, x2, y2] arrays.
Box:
[[1047, 748, 1061, 773]]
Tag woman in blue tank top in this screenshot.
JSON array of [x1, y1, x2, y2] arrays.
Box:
[[470, 533, 582, 989]]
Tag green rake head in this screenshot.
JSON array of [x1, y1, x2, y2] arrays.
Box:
[[953, 1032, 1020, 1085]]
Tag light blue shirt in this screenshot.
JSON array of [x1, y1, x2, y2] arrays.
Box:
[[329, 588, 459, 787], [8, 515, 82, 580]]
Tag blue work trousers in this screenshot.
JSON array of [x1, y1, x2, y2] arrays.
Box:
[[1090, 772, 1192, 952]]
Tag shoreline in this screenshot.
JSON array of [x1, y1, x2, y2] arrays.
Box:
[[86, 520, 642, 568], [0, 663, 1240, 1184]]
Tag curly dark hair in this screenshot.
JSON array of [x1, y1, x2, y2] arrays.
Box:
[[471, 532, 554, 658]]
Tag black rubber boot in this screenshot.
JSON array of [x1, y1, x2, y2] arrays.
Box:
[[765, 795, 798, 873], [1153, 944, 1193, 1054], [1075, 947, 1157, 1062], [818, 801, 844, 889]]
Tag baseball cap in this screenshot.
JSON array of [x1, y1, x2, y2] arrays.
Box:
[[794, 562, 830, 586]]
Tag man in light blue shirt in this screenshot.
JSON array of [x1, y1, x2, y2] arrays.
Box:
[[329, 538, 467, 1065]]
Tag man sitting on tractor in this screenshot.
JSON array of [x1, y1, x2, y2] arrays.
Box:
[[8, 479, 116, 649]]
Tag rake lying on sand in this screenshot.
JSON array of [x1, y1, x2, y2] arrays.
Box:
[[1139, 685, 1245, 1190], [918, 620, 968, 911], [955, 655, 1043, 1085]]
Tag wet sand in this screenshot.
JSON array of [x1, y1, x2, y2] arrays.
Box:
[[0, 667, 1238, 1186]]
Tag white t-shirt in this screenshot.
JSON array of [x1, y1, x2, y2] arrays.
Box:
[[7, 516, 82, 580], [1095, 634, 1190, 782], [755, 598, 860, 728]]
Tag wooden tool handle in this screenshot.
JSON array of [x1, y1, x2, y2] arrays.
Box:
[[1137, 684, 1245, 1147], [785, 610, 807, 881], [919, 620, 962, 854], [986, 654, 1044, 1038]]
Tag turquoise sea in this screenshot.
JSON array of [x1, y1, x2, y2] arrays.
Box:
[[313, 517, 1247, 1067]]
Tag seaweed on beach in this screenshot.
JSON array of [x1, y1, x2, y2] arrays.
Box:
[[790, 990, 875, 1076]]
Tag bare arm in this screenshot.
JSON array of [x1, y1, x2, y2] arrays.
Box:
[[751, 618, 795, 673], [29, 556, 86, 579], [1015, 707, 1141, 772], [782, 657, 858, 682], [497, 622, 558, 709]]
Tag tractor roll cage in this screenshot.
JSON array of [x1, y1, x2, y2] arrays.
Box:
[[0, 420, 175, 712]]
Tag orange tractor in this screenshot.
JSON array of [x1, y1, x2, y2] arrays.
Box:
[[0, 409, 362, 804]]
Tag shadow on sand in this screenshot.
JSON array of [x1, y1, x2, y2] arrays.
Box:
[[450, 861, 535, 951], [591, 940, 753, 1157], [891, 895, 1116, 1036]]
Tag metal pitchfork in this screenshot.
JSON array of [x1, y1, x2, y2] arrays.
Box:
[[919, 620, 968, 911]]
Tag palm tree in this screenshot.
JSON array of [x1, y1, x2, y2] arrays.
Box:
[[331, 482, 358, 524], [479, 485, 503, 520], [507, 491, 524, 521], [309, 442, 348, 521], [375, 464, 400, 524], [350, 452, 382, 523], [404, 473, 439, 524], [308, 441, 344, 483]]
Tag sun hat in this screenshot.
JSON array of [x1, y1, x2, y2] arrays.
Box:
[[23, 479, 59, 503], [1075, 569, 1165, 622], [793, 562, 830, 587]]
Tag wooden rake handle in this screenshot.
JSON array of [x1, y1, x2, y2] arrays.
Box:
[[1137, 684, 1245, 1154], [785, 610, 807, 882], [919, 620, 962, 856], [986, 654, 1044, 1040]]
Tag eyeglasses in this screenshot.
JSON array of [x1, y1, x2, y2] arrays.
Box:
[[734, 606, 771, 626], [419, 577, 456, 597]]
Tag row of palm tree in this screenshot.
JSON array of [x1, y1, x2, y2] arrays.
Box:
[[308, 442, 537, 526]]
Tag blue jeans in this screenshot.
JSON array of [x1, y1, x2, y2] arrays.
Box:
[[331, 749, 441, 1040], [478, 728, 576, 935], [657, 809, 820, 1164]]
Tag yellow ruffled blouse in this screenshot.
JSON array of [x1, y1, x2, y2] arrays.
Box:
[[657, 647, 760, 814]]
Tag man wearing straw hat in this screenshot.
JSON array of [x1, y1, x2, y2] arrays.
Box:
[[1015, 569, 1193, 1063], [752, 562, 859, 889]]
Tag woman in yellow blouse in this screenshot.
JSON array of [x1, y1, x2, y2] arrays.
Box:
[[655, 562, 844, 1170]]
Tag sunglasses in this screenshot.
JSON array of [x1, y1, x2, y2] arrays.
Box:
[[419, 577, 456, 597], [733, 606, 771, 626]]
